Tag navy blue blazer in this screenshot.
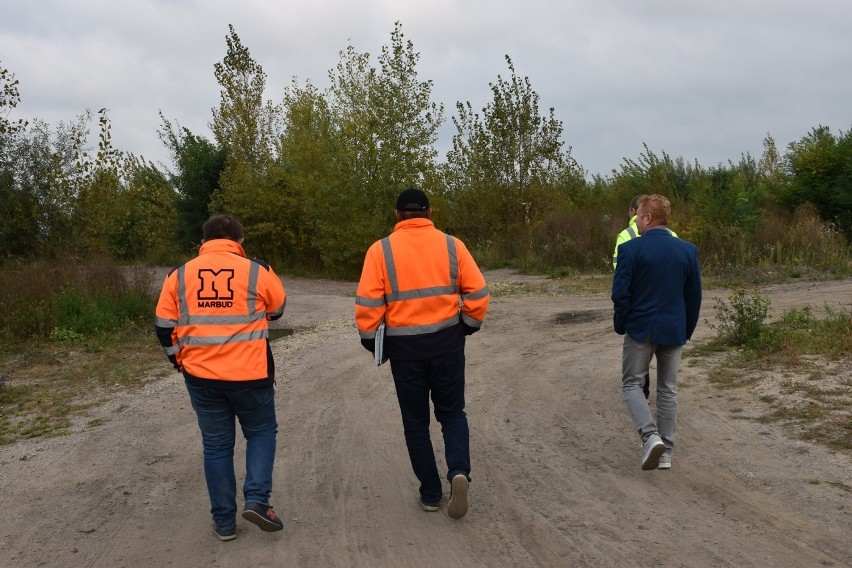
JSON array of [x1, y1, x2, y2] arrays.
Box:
[[611, 227, 702, 346]]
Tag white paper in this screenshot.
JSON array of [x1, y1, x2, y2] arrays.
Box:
[[374, 321, 386, 366]]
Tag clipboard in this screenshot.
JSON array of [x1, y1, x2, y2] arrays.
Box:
[[374, 321, 386, 366]]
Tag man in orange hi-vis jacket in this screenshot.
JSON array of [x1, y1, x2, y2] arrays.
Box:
[[155, 214, 287, 542], [355, 188, 490, 520]]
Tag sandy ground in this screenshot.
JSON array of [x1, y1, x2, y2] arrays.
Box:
[[1, 270, 850, 567]]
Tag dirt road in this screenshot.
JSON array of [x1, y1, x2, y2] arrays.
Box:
[[1, 271, 850, 567]]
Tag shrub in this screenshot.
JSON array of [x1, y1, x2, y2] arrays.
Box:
[[758, 203, 850, 273], [55, 289, 121, 334], [710, 288, 771, 346], [531, 209, 615, 272], [0, 257, 155, 342]]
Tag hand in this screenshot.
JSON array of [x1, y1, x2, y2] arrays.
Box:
[[613, 314, 625, 335]]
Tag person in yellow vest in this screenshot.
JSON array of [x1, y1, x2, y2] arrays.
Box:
[[613, 196, 678, 399], [155, 214, 287, 541], [612, 195, 643, 270], [613, 195, 679, 268], [355, 188, 489, 519]]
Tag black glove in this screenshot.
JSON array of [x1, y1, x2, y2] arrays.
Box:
[[462, 324, 479, 336]]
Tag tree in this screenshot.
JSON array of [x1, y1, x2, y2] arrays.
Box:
[[0, 63, 103, 259], [758, 133, 786, 196], [71, 109, 125, 256], [0, 132, 40, 257], [109, 157, 179, 262], [210, 25, 278, 170], [0, 62, 36, 256], [310, 21, 444, 275], [159, 115, 227, 251], [785, 125, 852, 236], [0, 62, 27, 137], [276, 79, 331, 268], [208, 25, 296, 264], [443, 55, 579, 250]]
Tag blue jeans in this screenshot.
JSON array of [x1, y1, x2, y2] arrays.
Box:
[[185, 381, 277, 531], [389, 350, 470, 504], [621, 335, 682, 449]]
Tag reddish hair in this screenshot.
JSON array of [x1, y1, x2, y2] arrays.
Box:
[[637, 194, 670, 226]]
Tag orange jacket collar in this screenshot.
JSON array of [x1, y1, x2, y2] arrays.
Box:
[[198, 239, 247, 257], [393, 218, 434, 232]]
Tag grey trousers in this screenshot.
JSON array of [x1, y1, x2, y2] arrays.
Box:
[[621, 335, 683, 449]]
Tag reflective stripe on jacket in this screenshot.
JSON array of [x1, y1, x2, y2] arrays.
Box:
[[612, 216, 639, 269], [355, 218, 489, 341], [155, 239, 286, 381]]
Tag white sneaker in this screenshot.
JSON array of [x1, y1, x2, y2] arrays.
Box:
[[641, 435, 666, 470], [657, 450, 672, 470]]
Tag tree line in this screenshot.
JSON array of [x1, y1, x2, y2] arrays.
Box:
[[2, 23, 850, 278]]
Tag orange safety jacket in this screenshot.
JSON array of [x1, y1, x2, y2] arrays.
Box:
[[155, 239, 286, 384], [355, 218, 489, 358]]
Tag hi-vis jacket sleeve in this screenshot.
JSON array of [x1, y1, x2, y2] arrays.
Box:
[[354, 242, 387, 338], [455, 237, 489, 330], [259, 263, 287, 321], [155, 269, 183, 370]]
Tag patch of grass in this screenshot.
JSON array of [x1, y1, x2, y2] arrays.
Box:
[[703, 298, 852, 454], [0, 330, 163, 445], [0, 258, 163, 445], [749, 307, 852, 359], [549, 274, 613, 295], [761, 400, 828, 422], [705, 362, 765, 389], [804, 479, 851, 493]]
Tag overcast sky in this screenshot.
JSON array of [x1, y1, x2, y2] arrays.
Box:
[[3, 0, 850, 177]]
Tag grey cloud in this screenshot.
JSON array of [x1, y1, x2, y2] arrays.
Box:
[[2, 0, 850, 176]]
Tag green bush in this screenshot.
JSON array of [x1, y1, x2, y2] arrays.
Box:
[[710, 288, 771, 346], [0, 258, 156, 341], [769, 305, 852, 357], [779, 306, 814, 327], [56, 290, 121, 334]]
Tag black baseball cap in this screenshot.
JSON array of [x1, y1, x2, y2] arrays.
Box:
[[396, 188, 430, 212]]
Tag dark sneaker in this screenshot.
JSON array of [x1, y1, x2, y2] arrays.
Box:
[[447, 474, 469, 519], [213, 525, 236, 541], [242, 502, 284, 532], [419, 497, 441, 512]]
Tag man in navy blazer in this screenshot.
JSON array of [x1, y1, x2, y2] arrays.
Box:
[[611, 194, 702, 470]]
